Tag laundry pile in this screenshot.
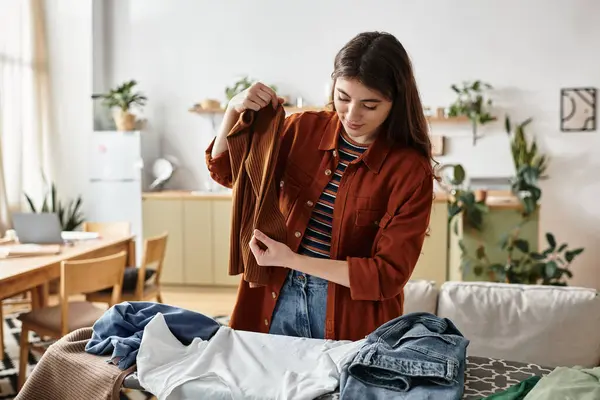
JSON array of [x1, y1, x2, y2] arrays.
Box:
[[20, 301, 470, 399], [18, 301, 596, 400]]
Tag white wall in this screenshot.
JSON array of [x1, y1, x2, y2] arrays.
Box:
[[60, 0, 600, 288]]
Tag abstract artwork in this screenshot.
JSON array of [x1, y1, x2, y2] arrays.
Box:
[[560, 87, 597, 132]]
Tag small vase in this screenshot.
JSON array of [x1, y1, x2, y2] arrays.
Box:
[[113, 109, 136, 131]]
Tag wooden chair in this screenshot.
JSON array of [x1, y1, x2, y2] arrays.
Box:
[[82, 221, 131, 237], [86, 232, 168, 305], [17, 251, 127, 390], [0, 292, 31, 360]]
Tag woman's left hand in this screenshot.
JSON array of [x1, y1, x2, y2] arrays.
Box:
[[249, 229, 294, 268]]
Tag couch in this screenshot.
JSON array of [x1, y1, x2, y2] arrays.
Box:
[[403, 280, 600, 368]]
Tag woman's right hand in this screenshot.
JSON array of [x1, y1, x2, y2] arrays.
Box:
[[227, 82, 284, 114]]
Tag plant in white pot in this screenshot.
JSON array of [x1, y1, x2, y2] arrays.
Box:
[[92, 80, 147, 131]]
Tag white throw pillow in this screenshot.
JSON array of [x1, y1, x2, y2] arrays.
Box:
[[437, 281, 600, 368]]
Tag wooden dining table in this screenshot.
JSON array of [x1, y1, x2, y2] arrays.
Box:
[[0, 234, 136, 354]]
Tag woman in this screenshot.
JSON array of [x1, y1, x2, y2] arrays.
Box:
[[206, 31, 434, 341]]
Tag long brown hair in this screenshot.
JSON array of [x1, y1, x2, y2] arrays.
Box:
[[330, 31, 434, 170]]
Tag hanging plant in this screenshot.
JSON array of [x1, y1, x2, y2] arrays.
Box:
[[448, 80, 497, 145]]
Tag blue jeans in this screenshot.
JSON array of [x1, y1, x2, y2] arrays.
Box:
[[340, 312, 469, 400], [268, 270, 328, 339]]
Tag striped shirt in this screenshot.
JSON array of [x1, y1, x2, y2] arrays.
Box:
[[298, 131, 369, 259]]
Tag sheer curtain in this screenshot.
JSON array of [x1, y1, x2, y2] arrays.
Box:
[[0, 0, 54, 233]]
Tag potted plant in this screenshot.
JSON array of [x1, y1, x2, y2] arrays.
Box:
[[438, 163, 489, 233], [92, 80, 147, 131], [448, 80, 497, 145], [223, 76, 278, 108], [23, 178, 84, 231]]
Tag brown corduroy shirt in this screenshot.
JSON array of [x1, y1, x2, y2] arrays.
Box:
[[225, 105, 288, 286], [206, 110, 434, 341]]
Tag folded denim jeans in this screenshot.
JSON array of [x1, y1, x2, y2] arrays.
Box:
[[340, 312, 469, 399]]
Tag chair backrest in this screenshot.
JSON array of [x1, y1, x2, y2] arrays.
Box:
[[82, 221, 131, 237], [135, 232, 168, 297], [59, 251, 127, 334]]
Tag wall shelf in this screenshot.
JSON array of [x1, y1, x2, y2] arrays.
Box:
[[189, 104, 470, 123], [188, 105, 327, 114], [427, 115, 469, 123]]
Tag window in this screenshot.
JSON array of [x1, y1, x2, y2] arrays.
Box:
[[0, 1, 49, 210]]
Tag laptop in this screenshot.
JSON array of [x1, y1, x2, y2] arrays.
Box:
[[12, 212, 65, 244]]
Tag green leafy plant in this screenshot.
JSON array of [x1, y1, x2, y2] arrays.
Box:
[[448, 80, 497, 145], [225, 76, 253, 101], [505, 116, 549, 177], [510, 165, 542, 217], [438, 163, 488, 232], [92, 80, 147, 112], [23, 179, 84, 231], [466, 230, 584, 286], [504, 116, 548, 217], [225, 76, 278, 101]]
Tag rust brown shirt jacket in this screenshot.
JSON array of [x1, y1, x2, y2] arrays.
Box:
[[205, 107, 434, 341]]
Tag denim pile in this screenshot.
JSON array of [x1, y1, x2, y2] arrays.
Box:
[[339, 312, 470, 400]]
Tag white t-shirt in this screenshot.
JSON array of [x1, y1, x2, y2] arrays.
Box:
[[137, 313, 364, 400]]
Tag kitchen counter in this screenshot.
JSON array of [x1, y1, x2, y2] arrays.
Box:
[[142, 190, 523, 208], [142, 190, 233, 200]]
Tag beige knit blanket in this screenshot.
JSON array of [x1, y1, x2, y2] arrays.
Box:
[[15, 327, 135, 400]]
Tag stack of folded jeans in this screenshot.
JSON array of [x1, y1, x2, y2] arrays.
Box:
[[339, 312, 469, 399]]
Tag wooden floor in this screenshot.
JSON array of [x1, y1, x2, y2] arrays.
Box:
[[156, 285, 239, 316], [4, 285, 240, 318]]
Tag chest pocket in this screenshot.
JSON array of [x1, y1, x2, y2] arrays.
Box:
[[355, 209, 382, 228], [279, 161, 312, 220], [354, 208, 394, 234]]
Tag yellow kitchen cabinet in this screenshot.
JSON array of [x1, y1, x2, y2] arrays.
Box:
[[142, 191, 449, 287], [183, 199, 214, 285], [211, 199, 241, 286], [142, 192, 240, 287], [141, 197, 184, 284], [412, 199, 448, 285]]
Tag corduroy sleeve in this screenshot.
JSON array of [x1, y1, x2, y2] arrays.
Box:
[[204, 111, 304, 190], [346, 173, 434, 301], [205, 138, 233, 189]]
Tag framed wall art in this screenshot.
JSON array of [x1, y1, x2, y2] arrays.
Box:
[[560, 87, 597, 132]]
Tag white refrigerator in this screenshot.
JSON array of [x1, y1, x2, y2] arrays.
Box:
[[87, 131, 144, 265]]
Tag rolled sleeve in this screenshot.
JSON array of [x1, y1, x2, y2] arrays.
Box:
[[205, 138, 233, 188], [347, 175, 434, 301]]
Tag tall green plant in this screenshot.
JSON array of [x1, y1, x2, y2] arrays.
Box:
[[505, 116, 549, 177], [448, 80, 497, 145], [504, 116, 548, 216], [23, 180, 84, 231]]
